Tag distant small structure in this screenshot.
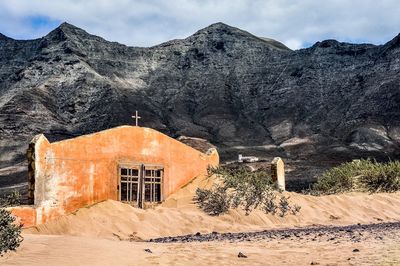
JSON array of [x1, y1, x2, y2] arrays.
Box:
[[238, 154, 259, 163]]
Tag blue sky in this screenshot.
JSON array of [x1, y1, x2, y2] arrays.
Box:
[[0, 0, 399, 50]]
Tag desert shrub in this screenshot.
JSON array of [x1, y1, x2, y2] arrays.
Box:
[[262, 192, 278, 215], [312, 162, 358, 194], [194, 186, 230, 216], [0, 191, 21, 208], [0, 191, 23, 255], [312, 159, 400, 194], [291, 204, 302, 215], [194, 187, 212, 206], [278, 196, 291, 217], [0, 209, 23, 255], [358, 160, 400, 192], [194, 166, 300, 217]]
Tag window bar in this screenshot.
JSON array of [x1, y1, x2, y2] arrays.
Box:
[[131, 169, 134, 202], [153, 172, 156, 203], [119, 167, 121, 201], [136, 168, 140, 208], [127, 170, 132, 202], [153, 174, 155, 202], [140, 164, 145, 208], [160, 170, 163, 202], [127, 169, 129, 202], [150, 171, 153, 203], [126, 179, 129, 203]]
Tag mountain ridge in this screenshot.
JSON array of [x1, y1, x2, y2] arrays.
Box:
[[0, 22, 399, 193], [1, 22, 399, 49]]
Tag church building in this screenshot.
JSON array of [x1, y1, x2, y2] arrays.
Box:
[[10, 125, 219, 227]]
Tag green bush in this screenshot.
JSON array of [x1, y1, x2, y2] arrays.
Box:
[[0, 209, 23, 255], [0, 191, 23, 255], [0, 191, 21, 208], [312, 162, 359, 194], [358, 160, 400, 192], [194, 166, 300, 216], [312, 159, 400, 194]]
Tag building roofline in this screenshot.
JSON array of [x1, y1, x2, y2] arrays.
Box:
[[41, 125, 217, 156]]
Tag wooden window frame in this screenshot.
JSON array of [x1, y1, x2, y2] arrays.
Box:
[[117, 163, 164, 208]]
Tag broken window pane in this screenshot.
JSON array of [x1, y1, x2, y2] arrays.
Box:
[[120, 182, 127, 201], [121, 168, 128, 175]]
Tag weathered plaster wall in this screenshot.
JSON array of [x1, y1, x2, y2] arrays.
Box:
[[12, 126, 218, 226], [9, 206, 36, 227]]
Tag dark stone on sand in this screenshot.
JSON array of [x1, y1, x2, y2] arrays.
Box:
[[238, 252, 247, 258]]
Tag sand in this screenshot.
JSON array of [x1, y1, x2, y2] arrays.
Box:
[[2, 175, 400, 265], [1, 232, 400, 265], [24, 175, 400, 240]]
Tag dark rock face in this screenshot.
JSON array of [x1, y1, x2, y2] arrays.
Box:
[[0, 22, 399, 190]]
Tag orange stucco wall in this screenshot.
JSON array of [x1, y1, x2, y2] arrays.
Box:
[[19, 126, 218, 226], [9, 206, 37, 228]]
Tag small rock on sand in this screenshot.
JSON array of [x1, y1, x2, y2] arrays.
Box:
[[238, 252, 247, 258]]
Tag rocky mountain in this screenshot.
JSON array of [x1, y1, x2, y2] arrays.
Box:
[[0, 22, 399, 192]]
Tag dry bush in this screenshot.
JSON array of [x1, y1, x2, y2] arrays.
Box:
[[195, 186, 230, 216], [194, 166, 300, 216], [311, 159, 400, 194]]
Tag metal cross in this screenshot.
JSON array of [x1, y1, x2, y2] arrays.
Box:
[[132, 110, 141, 126]]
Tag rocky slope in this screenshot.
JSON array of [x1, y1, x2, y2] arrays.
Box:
[[0, 22, 399, 191]]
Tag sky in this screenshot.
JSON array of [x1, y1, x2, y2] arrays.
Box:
[[0, 0, 399, 50]]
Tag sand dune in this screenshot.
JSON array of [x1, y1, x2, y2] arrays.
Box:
[[24, 175, 400, 240]]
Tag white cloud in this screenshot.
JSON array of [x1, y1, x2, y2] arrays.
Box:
[[0, 0, 399, 49], [283, 39, 303, 50]]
